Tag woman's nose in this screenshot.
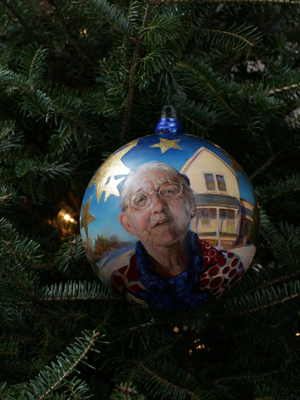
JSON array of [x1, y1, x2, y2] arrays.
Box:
[[149, 192, 167, 213]]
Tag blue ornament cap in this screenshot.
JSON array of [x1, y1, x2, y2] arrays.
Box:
[[155, 105, 184, 135]]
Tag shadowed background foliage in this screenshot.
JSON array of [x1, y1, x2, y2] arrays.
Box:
[[0, 0, 300, 399]]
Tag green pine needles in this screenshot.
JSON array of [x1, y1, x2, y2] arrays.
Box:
[[1, 0, 300, 399]]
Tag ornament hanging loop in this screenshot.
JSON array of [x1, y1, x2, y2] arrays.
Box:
[[166, 59, 174, 107], [161, 105, 177, 118], [155, 105, 184, 135]]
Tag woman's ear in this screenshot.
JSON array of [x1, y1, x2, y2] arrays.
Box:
[[190, 199, 196, 219], [118, 213, 135, 236], [191, 208, 196, 219]]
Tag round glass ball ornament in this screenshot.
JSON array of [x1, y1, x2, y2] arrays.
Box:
[[80, 106, 259, 312]]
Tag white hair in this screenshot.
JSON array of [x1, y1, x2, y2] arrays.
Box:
[[119, 161, 196, 211]]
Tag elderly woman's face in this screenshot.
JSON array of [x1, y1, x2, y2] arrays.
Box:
[[118, 169, 195, 249]]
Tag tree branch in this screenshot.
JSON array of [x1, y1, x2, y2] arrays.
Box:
[[39, 332, 101, 400], [4, 266, 38, 302], [141, 364, 205, 400], [249, 151, 280, 180], [121, 1, 154, 144], [226, 292, 300, 316], [48, 0, 98, 68], [0, 0, 44, 45], [152, 0, 299, 4]]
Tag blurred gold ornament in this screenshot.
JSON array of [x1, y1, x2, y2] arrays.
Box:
[[80, 28, 88, 37], [57, 209, 78, 234]]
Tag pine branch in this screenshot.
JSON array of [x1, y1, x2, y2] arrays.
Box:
[[176, 58, 237, 115], [151, 0, 300, 4], [48, 0, 98, 67], [0, 341, 19, 357], [237, 269, 300, 299], [29, 51, 40, 89], [39, 280, 119, 301], [229, 291, 300, 316], [1, 1, 300, 398], [0, 172, 17, 185], [0, 65, 100, 141], [111, 382, 144, 400], [258, 210, 299, 270], [128, 343, 175, 382], [249, 150, 281, 180], [175, 99, 216, 136], [0, 17, 9, 37], [118, 321, 157, 336], [140, 364, 208, 400], [0, 185, 21, 211], [21, 44, 47, 90], [198, 23, 261, 56], [223, 277, 300, 316], [115, 306, 211, 338], [0, 0, 44, 46], [66, 382, 82, 400], [0, 1, 74, 74], [214, 369, 280, 384], [51, 103, 97, 140], [121, 1, 154, 144], [201, 27, 257, 49], [0, 120, 23, 153], [38, 331, 102, 400], [3, 266, 38, 302], [267, 82, 300, 95], [142, 14, 182, 45], [82, 0, 137, 41]]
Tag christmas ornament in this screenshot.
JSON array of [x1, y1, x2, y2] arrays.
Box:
[[57, 208, 78, 235], [80, 106, 259, 312]]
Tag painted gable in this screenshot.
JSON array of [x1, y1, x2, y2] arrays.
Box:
[[181, 147, 240, 199]]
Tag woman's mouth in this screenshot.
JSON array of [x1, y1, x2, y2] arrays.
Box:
[[152, 219, 171, 229]]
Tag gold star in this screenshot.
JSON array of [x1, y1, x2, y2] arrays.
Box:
[[150, 138, 182, 153], [81, 196, 96, 238], [103, 175, 126, 202], [88, 141, 138, 203]]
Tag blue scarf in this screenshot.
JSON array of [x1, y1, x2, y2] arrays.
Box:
[[135, 231, 210, 312]]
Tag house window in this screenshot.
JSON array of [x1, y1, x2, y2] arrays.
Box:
[[216, 175, 226, 191], [201, 208, 210, 225], [204, 174, 216, 191], [198, 208, 217, 227], [219, 209, 236, 234], [227, 210, 235, 233]]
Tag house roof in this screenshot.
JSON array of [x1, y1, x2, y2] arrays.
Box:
[[181, 147, 238, 180], [196, 193, 240, 208]]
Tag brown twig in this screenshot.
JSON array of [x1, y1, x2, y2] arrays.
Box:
[[4, 266, 38, 302], [249, 151, 280, 180], [225, 292, 300, 316], [39, 332, 101, 400]]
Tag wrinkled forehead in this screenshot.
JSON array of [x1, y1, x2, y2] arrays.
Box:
[[127, 169, 180, 198]]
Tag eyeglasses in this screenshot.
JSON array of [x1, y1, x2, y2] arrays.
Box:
[[126, 183, 183, 210]]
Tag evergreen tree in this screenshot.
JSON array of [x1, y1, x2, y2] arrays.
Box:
[[1, 0, 300, 399]]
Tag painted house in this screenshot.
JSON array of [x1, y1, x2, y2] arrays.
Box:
[[237, 199, 255, 246], [181, 147, 250, 249]]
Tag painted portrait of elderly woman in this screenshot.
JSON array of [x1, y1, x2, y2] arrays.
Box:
[[81, 133, 259, 312], [100, 161, 246, 312]]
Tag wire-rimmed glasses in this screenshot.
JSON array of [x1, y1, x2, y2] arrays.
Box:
[[126, 183, 183, 210]]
